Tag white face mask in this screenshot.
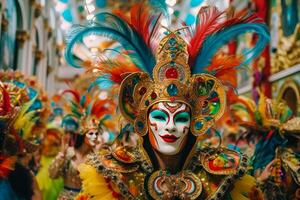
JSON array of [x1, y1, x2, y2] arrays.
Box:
[[85, 130, 99, 146], [148, 102, 191, 155]]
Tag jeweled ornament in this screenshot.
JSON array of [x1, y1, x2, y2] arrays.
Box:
[[165, 67, 179, 79], [167, 84, 178, 96], [195, 121, 203, 130]]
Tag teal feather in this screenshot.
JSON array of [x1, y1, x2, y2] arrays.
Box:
[[87, 75, 113, 92], [192, 23, 269, 74], [149, 0, 168, 15], [65, 13, 156, 75]]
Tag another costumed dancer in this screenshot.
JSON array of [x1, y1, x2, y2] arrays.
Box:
[[65, 3, 269, 200], [0, 82, 42, 200], [49, 89, 115, 200], [231, 94, 300, 200]]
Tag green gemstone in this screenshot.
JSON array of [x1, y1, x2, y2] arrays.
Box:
[[145, 100, 150, 106], [209, 101, 220, 115], [197, 83, 208, 96], [132, 75, 140, 85], [205, 116, 213, 121]]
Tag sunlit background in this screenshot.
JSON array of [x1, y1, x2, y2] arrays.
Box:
[[0, 0, 299, 115]]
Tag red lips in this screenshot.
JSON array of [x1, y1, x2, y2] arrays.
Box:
[[160, 134, 179, 143]]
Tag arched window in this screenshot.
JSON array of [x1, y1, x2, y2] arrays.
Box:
[[32, 27, 39, 75], [278, 80, 300, 117], [13, 0, 23, 70], [282, 87, 298, 116], [0, 0, 17, 70]]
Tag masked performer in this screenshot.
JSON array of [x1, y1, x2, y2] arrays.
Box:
[[231, 94, 300, 200], [36, 125, 64, 200], [65, 3, 269, 200], [49, 90, 115, 200]]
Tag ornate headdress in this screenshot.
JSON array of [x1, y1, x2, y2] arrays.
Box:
[[0, 80, 41, 155], [65, 4, 269, 137], [231, 94, 300, 135], [61, 89, 116, 135]]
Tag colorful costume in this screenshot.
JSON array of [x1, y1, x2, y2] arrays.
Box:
[[0, 77, 42, 200], [231, 94, 300, 200], [65, 3, 269, 200], [49, 89, 116, 200], [36, 126, 64, 200]]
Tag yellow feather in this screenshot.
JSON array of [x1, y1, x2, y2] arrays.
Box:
[[13, 96, 38, 139], [230, 174, 258, 200], [78, 163, 119, 200]]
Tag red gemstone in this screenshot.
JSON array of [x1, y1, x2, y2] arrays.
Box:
[[165, 67, 179, 79], [151, 92, 157, 99], [139, 87, 147, 95], [197, 77, 205, 83], [170, 97, 176, 102]]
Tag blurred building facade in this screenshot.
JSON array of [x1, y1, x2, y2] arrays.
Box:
[[0, 0, 299, 115]]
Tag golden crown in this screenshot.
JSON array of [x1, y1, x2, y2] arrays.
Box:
[[80, 115, 100, 134], [119, 32, 226, 136]]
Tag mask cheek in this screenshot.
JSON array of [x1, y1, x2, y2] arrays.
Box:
[[148, 127, 159, 150], [86, 134, 96, 145]]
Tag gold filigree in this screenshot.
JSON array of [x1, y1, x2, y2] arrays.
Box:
[[271, 1, 300, 73], [147, 170, 202, 200], [119, 33, 226, 137]]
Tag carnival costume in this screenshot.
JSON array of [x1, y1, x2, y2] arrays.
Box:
[[0, 76, 43, 200], [49, 89, 116, 200], [36, 124, 64, 200], [231, 94, 300, 200], [65, 3, 269, 200]]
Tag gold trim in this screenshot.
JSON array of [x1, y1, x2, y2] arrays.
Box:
[[277, 79, 300, 115], [16, 30, 30, 47], [271, 0, 300, 73]]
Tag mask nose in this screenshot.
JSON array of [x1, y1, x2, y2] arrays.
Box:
[[165, 117, 177, 133], [166, 127, 176, 133]]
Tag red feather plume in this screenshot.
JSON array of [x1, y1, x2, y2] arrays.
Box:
[[91, 99, 115, 118], [113, 3, 161, 47], [0, 85, 12, 115], [188, 6, 264, 67], [61, 89, 81, 105], [0, 155, 16, 178]]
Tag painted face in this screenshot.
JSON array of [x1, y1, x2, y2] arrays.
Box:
[[85, 129, 99, 146], [148, 102, 191, 155]]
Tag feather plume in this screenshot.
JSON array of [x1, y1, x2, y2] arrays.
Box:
[[87, 75, 114, 92], [62, 89, 81, 105], [65, 4, 161, 76], [13, 96, 38, 139], [148, 0, 168, 15], [188, 6, 269, 73], [188, 6, 224, 66], [87, 55, 140, 86], [231, 97, 256, 123], [0, 85, 12, 115], [0, 155, 16, 178]]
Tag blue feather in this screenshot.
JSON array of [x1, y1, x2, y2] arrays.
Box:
[[192, 23, 269, 74], [87, 75, 113, 93], [149, 0, 168, 15], [65, 13, 156, 75]]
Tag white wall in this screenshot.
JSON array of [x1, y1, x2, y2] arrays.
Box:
[[0, 0, 64, 96]]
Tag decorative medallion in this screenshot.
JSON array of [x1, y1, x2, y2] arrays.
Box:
[[147, 170, 202, 199]]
